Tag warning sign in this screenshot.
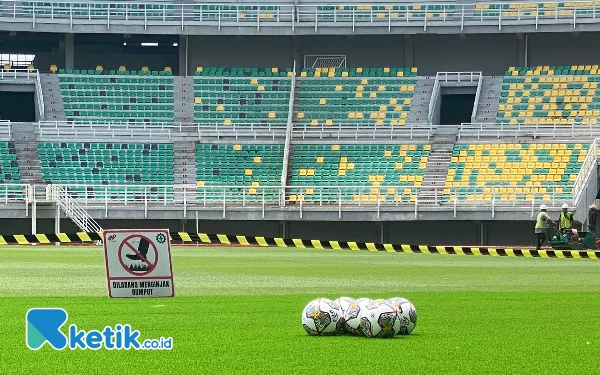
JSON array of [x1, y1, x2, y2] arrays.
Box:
[[103, 229, 174, 298]]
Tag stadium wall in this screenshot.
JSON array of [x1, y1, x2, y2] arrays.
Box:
[[0, 219, 539, 247]]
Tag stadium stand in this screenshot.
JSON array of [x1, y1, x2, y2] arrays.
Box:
[[497, 65, 600, 125], [194, 67, 292, 126], [0, 141, 20, 183], [58, 70, 174, 124], [194, 4, 280, 20], [316, 4, 455, 20], [23, 2, 175, 17], [38, 142, 174, 199], [296, 67, 417, 127], [289, 144, 430, 202], [196, 143, 284, 200], [474, 2, 586, 18], [444, 143, 589, 202]]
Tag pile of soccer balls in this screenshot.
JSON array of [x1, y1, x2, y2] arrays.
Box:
[[301, 297, 417, 338]]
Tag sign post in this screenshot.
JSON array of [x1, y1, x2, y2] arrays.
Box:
[[103, 229, 175, 298]]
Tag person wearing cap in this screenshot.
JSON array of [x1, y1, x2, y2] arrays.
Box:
[[589, 204, 597, 235], [535, 204, 552, 250], [558, 203, 574, 240]]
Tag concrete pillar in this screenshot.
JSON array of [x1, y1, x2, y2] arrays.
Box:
[[378, 222, 385, 244], [178, 35, 188, 76], [180, 218, 186, 232], [292, 36, 302, 71], [65, 33, 74, 70], [404, 35, 414, 69], [280, 221, 287, 238], [517, 33, 527, 67]]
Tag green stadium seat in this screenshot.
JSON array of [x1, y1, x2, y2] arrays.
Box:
[[289, 144, 430, 202]]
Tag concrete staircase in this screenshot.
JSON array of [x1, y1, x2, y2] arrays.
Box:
[[39, 74, 66, 122], [173, 76, 195, 124], [171, 133, 197, 185], [11, 122, 44, 186], [407, 76, 435, 123], [473, 76, 503, 123], [418, 125, 458, 202]]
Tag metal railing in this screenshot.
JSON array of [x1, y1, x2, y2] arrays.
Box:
[[0, 120, 11, 140], [34, 70, 45, 120], [281, 61, 297, 202], [437, 71, 482, 84], [0, 68, 38, 80], [37, 121, 288, 140], [292, 123, 433, 140], [471, 76, 484, 123], [458, 122, 600, 140], [0, 182, 590, 220], [427, 77, 440, 124], [47, 183, 573, 206], [0, 183, 29, 204], [47, 185, 103, 232], [3, 1, 600, 33]]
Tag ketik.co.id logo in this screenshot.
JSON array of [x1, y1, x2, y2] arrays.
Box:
[[26, 308, 173, 350]]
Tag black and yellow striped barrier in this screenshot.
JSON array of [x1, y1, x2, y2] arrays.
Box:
[[0, 232, 599, 259]]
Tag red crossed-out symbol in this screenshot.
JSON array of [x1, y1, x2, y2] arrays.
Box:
[[118, 234, 158, 276]]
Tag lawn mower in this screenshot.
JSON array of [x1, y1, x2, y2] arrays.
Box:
[[547, 225, 597, 250]]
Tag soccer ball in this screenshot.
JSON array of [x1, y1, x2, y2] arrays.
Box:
[[355, 298, 372, 309], [342, 300, 364, 335], [301, 298, 342, 336], [386, 297, 409, 312], [359, 301, 401, 338], [396, 300, 417, 335], [334, 297, 355, 334], [367, 298, 387, 308]]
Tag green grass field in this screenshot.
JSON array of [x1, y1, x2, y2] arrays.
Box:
[[1, 245, 599, 374]]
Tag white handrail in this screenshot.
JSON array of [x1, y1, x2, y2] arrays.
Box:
[[427, 77, 440, 124], [280, 60, 297, 205], [35, 71, 45, 120], [471, 74, 483, 123]]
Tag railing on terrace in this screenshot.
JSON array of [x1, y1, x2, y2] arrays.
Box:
[[0, 120, 11, 140], [0, 182, 586, 219], [471, 75, 484, 123], [0, 184, 31, 211], [45, 183, 573, 217], [458, 122, 600, 140], [437, 71, 482, 85], [293, 123, 433, 140], [3, 1, 600, 32], [37, 121, 288, 140]]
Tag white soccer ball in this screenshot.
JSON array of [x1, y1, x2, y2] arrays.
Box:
[[342, 299, 363, 335], [386, 297, 409, 312], [334, 297, 355, 334], [301, 298, 342, 336], [396, 300, 417, 335], [355, 298, 372, 309], [359, 301, 401, 338]]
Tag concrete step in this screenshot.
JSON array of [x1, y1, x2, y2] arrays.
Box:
[[40, 74, 66, 121], [173, 76, 195, 124]]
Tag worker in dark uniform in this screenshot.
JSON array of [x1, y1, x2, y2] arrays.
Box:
[[588, 204, 597, 236]]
